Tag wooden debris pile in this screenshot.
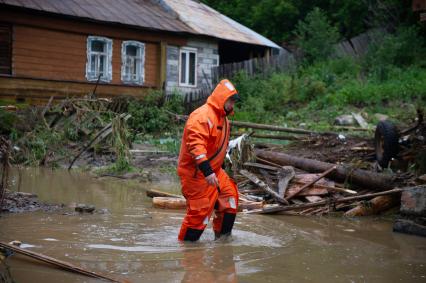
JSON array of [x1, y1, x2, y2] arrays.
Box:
[[3, 96, 133, 168], [230, 137, 402, 216], [147, 135, 402, 217]]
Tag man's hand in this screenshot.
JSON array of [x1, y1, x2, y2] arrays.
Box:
[[205, 173, 219, 187]]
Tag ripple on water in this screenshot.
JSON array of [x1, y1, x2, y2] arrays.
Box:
[[86, 225, 288, 254]]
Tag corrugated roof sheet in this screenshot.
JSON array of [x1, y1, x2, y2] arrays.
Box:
[[161, 0, 281, 49], [0, 0, 194, 33], [0, 0, 280, 49]]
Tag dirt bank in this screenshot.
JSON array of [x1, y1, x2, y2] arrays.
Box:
[[1, 190, 65, 213]]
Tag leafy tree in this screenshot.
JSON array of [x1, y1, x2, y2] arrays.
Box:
[[293, 7, 339, 63]]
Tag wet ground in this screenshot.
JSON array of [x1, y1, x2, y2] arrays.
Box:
[[1, 168, 426, 283]]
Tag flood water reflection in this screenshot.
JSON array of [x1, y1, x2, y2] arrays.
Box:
[[0, 168, 425, 282]]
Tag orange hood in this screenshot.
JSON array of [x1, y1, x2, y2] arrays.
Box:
[[207, 79, 238, 116]]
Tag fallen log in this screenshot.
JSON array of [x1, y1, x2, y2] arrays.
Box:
[[153, 197, 186, 209], [238, 201, 264, 211], [246, 188, 403, 214], [0, 242, 126, 283], [230, 120, 337, 136], [164, 111, 337, 136], [344, 195, 400, 217], [232, 133, 303, 141], [256, 149, 395, 190], [146, 189, 183, 199], [240, 169, 289, 205]]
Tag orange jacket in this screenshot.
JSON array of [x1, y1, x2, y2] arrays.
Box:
[[177, 79, 237, 177]]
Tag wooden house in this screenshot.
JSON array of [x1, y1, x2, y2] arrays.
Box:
[[0, 0, 280, 103]]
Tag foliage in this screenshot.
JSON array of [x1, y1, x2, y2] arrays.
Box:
[[201, 0, 418, 44], [109, 115, 132, 173], [232, 52, 426, 129], [127, 90, 184, 138], [293, 7, 340, 63], [364, 26, 426, 80], [0, 109, 17, 135]]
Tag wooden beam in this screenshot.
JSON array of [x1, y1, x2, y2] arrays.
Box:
[[0, 242, 126, 283], [158, 41, 167, 89]]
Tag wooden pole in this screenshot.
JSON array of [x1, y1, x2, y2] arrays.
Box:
[[230, 120, 337, 136], [0, 242, 127, 283], [231, 132, 303, 141]]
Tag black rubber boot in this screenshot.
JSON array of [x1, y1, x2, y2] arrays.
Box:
[[183, 228, 204, 242], [215, 213, 236, 240]]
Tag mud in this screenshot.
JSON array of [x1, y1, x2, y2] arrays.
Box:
[[1, 190, 65, 213]]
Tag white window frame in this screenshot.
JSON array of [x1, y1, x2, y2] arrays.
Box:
[[86, 36, 113, 82], [179, 47, 197, 87], [121, 41, 145, 85]]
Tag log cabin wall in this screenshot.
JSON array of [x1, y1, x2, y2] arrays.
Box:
[[0, 7, 188, 103]]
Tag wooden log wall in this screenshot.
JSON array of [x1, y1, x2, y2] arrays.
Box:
[[0, 7, 188, 103]]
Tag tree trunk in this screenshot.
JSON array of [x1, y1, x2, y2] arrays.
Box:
[[256, 149, 395, 190], [344, 195, 400, 217], [153, 197, 186, 209], [230, 120, 336, 136]]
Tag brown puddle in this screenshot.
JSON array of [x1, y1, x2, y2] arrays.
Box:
[[1, 167, 425, 282]]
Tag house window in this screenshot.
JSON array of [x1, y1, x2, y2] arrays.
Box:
[[179, 47, 197, 87], [121, 41, 145, 85], [0, 24, 12, 75], [86, 36, 112, 82]]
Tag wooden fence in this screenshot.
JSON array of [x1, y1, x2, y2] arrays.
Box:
[[212, 51, 296, 84], [169, 29, 383, 114], [165, 86, 211, 114], [212, 29, 382, 83]]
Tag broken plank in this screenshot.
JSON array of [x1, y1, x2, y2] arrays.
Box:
[[277, 166, 295, 197], [240, 169, 289, 205], [285, 166, 337, 201], [305, 196, 323, 203], [243, 162, 279, 171]]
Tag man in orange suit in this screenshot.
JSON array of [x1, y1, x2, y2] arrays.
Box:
[[177, 79, 240, 242]]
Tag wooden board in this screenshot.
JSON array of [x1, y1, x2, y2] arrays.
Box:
[[285, 174, 334, 197]]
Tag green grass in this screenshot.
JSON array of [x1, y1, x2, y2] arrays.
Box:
[[231, 57, 425, 133]]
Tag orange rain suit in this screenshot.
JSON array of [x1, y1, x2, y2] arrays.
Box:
[[177, 79, 239, 241]]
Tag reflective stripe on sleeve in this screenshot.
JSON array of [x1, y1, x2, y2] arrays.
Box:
[[195, 154, 206, 160]]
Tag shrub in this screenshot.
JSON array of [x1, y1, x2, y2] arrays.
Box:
[[127, 90, 184, 137], [293, 7, 340, 63], [364, 26, 425, 80]]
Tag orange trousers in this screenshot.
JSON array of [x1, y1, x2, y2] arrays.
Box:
[[178, 168, 239, 241]]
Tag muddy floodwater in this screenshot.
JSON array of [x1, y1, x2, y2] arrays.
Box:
[[1, 168, 425, 283]]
